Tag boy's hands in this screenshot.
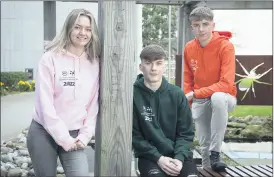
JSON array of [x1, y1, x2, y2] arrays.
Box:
[[170, 159, 183, 172], [157, 156, 182, 176]]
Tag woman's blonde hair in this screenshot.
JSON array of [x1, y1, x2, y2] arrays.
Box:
[[45, 9, 101, 62]]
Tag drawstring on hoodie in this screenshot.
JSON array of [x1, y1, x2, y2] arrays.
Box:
[[64, 50, 84, 99], [157, 91, 161, 128], [149, 90, 162, 128]]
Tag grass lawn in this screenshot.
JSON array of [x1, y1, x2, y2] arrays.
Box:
[[229, 105, 273, 117]]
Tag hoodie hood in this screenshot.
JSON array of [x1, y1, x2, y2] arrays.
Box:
[[134, 73, 168, 93], [216, 31, 232, 39], [195, 31, 232, 48]]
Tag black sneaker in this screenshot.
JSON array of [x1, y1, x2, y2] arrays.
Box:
[[210, 151, 227, 172]]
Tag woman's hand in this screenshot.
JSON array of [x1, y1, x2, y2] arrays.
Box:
[[68, 142, 78, 151], [75, 140, 85, 150]]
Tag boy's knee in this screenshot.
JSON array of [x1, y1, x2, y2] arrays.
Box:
[[145, 169, 167, 177], [210, 92, 227, 108]]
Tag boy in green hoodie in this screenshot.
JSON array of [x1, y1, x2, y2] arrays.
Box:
[[132, 44, 198, 177]]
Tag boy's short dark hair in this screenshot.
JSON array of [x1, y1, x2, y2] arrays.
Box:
[[189, 6, 214, 22], [140, 44, 166, 61]]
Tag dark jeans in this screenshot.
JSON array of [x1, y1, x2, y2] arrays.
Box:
[[138, 157, 198, 177]]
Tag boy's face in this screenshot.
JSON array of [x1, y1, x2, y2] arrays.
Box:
[[191, 19, 215, 43], [139, 58, 165, 84]]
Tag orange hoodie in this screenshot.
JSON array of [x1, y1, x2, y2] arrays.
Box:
[[183, 31, 237, 99]]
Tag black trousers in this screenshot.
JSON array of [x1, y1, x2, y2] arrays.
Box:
[[138, 157, 198, 177]]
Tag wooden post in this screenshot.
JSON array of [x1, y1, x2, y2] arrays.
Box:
[[43, 1, 56, 41], [175, 3, 192, 88], [175, 55, 183, 88], [95, 0, 136, 176]]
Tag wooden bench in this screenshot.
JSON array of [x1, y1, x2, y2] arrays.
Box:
[[198, 164, 273, 177], [89, 139, 273, 177]]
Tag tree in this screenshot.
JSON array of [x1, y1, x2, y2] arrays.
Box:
[[142, 5, 178, 55]]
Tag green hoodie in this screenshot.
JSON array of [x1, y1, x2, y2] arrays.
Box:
[[132, 74, 194, 163]]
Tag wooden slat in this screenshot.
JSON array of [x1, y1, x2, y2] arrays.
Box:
[[219, 171, 232, 177], [198, 167, 213, 177], [228, 166, 250, 177], [224, 168, 242, 177], [251, 165, 273, 176], [235, 166, 258, 176], [203, 167, 222, 177], [197, 165, 272, 177], [259, 165, 273, 172], [243, 166, 267, 176]]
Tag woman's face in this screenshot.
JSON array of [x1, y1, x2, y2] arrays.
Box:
[[70, 15, 92, 49]]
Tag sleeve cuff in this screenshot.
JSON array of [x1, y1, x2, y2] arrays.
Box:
[[174, 154, 185, 163], [194, 89, 200, 98], [151, 152, 162, 163], [62, 137, 75, 151], [76, 134, 90, 146]]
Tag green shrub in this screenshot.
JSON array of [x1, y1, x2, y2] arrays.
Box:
[[0, 72, 29, 89], [15, 80, 33, 92], [0, 83, 8, 96], [0, 89, 8, 96], [30, 80, 35, 91]]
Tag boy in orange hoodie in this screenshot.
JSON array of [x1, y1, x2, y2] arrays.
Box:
[[183, 6, 237, 171]]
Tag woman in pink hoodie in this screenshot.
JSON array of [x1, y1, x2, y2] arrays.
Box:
[[26, 9, 100, 177]]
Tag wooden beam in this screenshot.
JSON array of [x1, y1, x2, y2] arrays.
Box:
[[187, 1, 273, 10], [95, 0, 136, 176], [43, 1, 56, 41], [136, 0, 184, 5], [62, 0, 184, 5], [60, 0, 272, 9]]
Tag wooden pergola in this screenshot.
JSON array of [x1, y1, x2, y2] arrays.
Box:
[[42, 1, 273, 176]]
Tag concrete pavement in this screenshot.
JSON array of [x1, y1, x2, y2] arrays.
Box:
[[1, 92, 35, 141]]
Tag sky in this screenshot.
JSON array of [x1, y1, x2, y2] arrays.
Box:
[[214, 10, 272, 55]]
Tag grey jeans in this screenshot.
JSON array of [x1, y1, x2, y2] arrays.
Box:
[[27, 119, 89, 177], [192, 92, 236, 168]]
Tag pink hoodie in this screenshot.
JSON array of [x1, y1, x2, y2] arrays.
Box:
[[32, 50, 99, 151]]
